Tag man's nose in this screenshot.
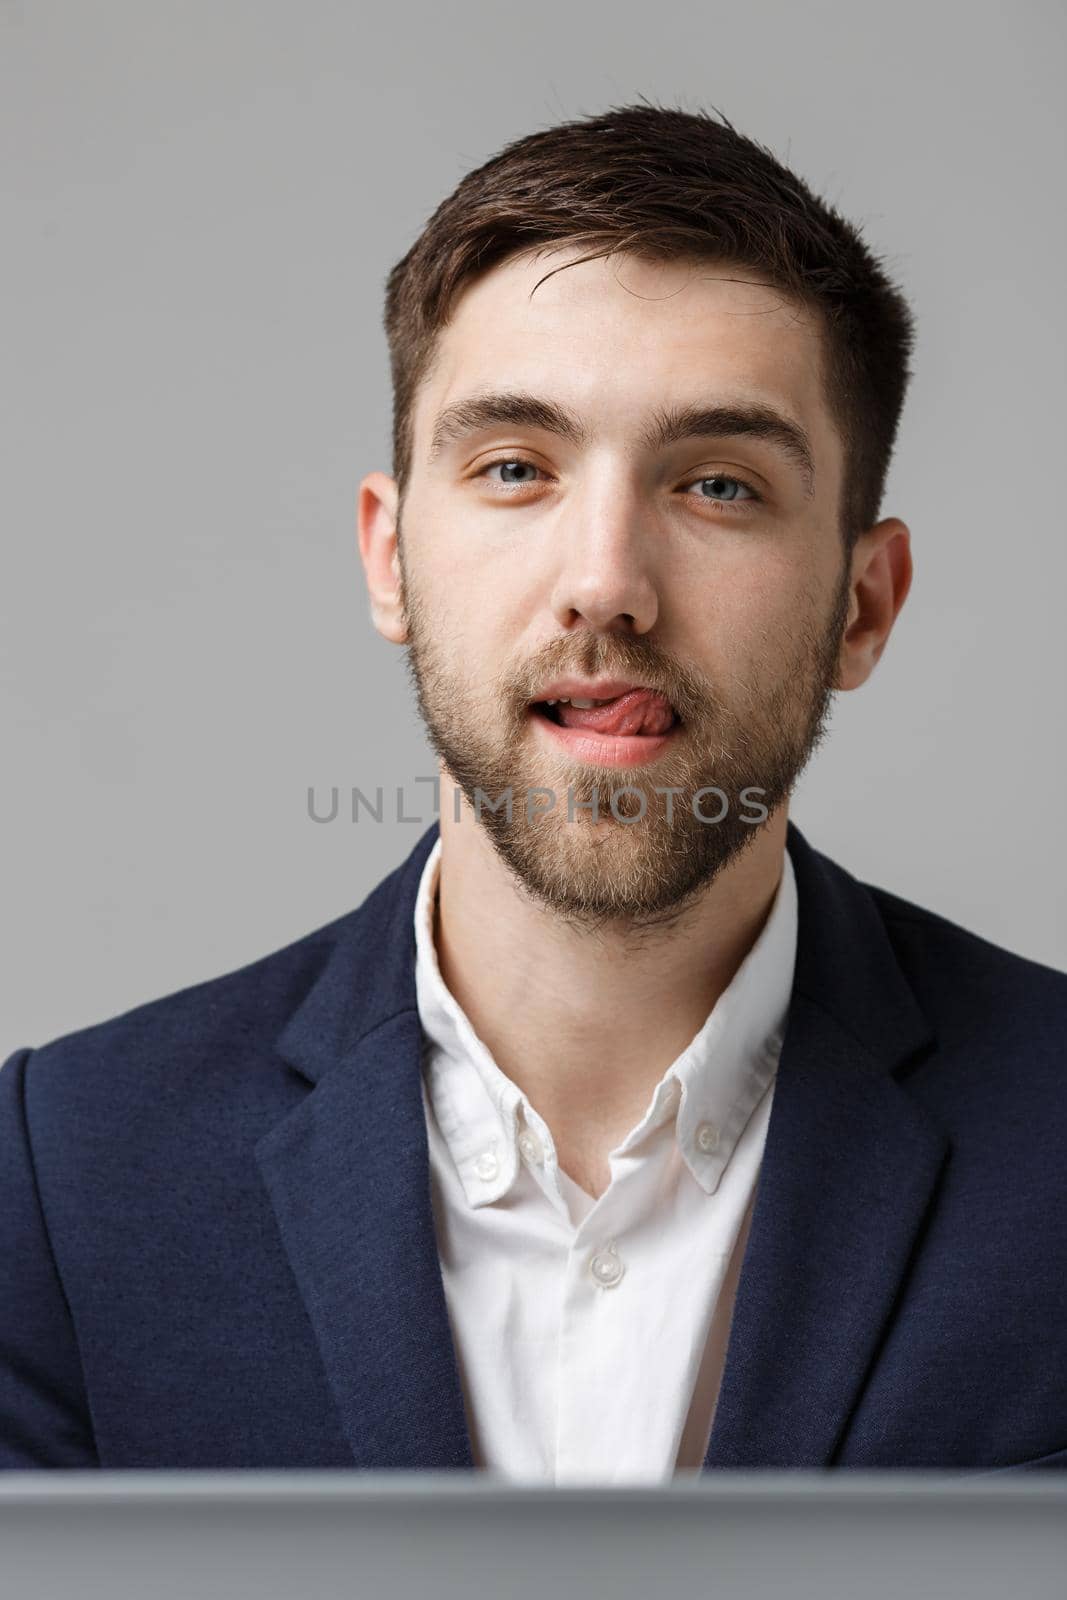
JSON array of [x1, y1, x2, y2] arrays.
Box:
[[546, 481, 659, 635]]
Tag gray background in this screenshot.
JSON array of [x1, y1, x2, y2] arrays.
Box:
[[3, 0, 1065, 1049]]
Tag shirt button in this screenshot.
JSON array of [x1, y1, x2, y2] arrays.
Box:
[[589, 1245, 625, 1289], [474, 1149, 500, 1182], [696, 1120, 720, 1154], [517, 1129, 544, 1166]]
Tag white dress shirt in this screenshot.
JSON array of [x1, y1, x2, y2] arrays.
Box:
[[414, 838, 798, 1484]]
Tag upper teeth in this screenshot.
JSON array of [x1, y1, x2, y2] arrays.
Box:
[[545, 696, 611, 708]]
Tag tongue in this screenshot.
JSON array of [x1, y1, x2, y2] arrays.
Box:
[[556, 688, 675, 736]]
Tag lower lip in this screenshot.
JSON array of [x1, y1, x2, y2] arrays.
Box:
[[529, 708, 680, 768]]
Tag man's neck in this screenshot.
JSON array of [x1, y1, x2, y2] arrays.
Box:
[[431, 802, 790, 1198]]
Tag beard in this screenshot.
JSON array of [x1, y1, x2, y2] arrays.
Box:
[[397, 534, 851, 934]]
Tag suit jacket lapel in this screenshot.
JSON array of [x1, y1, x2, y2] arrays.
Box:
[[704, 823, 948, 1467], [255, 821, 474, 1469]]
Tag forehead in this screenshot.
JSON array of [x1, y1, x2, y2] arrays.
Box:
[[412, 247, 840, 469]]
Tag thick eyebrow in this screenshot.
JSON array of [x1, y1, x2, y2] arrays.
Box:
[[427, 389, 816, 495], [429, 392, 588, 460], [643, 401, 815, 496]]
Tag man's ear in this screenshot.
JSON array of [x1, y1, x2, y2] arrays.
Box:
[[357, 471, 408, 644], [836, 517, 913, 691]]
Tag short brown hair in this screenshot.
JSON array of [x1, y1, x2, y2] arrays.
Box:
[[383, 100, 915, 546]]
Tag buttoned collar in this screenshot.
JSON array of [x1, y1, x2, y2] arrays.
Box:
[[414, 836, 797, 1209]]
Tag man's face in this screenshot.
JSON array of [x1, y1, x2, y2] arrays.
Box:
[[394, 249, 851, 928]]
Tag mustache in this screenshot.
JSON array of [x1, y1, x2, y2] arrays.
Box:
[[512, 641, 713, 725]]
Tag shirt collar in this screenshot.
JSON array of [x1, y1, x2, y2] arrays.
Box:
[[414, 836, 797, 1207]]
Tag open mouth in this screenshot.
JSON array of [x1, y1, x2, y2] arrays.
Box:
[[530, 687, 680, 736], [527, 687, 682, 768]]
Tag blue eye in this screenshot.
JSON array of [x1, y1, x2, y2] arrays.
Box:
[[685, 474, 755, 503], [483, 459, 541, 485]]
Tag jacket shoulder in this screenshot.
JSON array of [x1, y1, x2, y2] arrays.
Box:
[[863, 875, 1067, 1052], [5, 829, 433, 1118], [6, 901, 361, 1100], [868, 876, 1067, 981]]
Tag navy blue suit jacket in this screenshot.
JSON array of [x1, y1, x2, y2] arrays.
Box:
[[2, 821, 1065, 1471]]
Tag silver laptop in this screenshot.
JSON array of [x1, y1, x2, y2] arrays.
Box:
[[2, 1471, 1064, 1600]]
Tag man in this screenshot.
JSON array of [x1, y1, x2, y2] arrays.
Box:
[[2, 103, 1065, 1477]]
